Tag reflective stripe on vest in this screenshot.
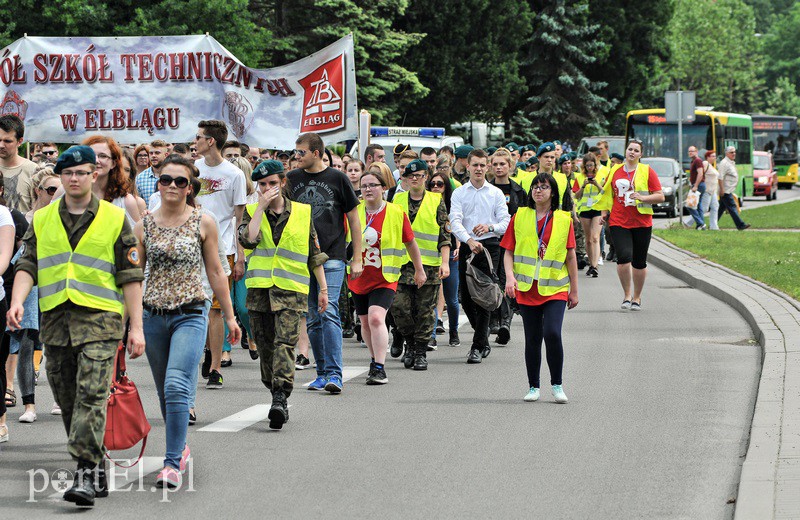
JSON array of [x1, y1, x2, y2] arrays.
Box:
[[574, 172, 606, 212], [35, 199, 125, 315], [393, 191, 442, 266], [358, 201, 406, 283], [244, 202, 311, 294], [512, 207, 571, 296]]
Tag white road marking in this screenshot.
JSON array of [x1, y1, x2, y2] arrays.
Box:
[[302, 366, 369, 387], [457, 314, 469, 330]]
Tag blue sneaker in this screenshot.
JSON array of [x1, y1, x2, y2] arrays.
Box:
[[308, 376, 327, 391], [325, 376, 343, 394]]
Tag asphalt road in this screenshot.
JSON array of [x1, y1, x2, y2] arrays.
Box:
[[1, 262, 760, 519]]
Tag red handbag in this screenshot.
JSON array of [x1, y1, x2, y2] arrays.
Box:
[[104, 343, 150, 467]]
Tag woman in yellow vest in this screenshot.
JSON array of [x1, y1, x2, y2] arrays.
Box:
[[348, 169, 425, 384], [574, 152, 607, 277], [501, 172, 579, 404], [595, 139, 665, 311], [239, 160, 329, 428]]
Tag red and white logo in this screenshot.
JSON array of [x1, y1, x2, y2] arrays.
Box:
[[298, 55, 345, 134], [1, 90, 28, 120]]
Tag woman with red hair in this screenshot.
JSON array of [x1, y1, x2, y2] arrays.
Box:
[[82, 135, 142, 225]]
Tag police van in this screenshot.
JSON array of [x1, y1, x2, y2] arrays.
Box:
[[350, 127, 465, 171]]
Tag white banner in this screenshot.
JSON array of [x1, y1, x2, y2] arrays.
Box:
[[0, 34, 358, 148]]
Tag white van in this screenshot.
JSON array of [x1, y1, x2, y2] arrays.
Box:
[[350, 127, 464, 171]]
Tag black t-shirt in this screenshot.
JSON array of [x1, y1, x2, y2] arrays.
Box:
[[286, 167, 360, 261]]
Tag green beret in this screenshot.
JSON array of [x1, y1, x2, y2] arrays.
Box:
[[505, 142, 520, 152], [486, 146, 498, 155], [252, 159, 284, 181], [537, 142, 555, 157], [515, 162, 527, 171], [611, 152, 624, 161], [557, 155, 571, 165], [454, 145, 474, 159], [553, 140, 562, 146], [54, 145, 96, 174], [526, 156, 539, 166], [403, 158, 429, 176]]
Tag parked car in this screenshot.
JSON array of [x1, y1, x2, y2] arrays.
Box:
[[349, 127, 464, 171], [641, 157, 688, 218], [752, 151, 778, 201], [577, 135, 625, 158]]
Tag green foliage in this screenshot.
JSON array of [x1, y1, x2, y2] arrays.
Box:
[[664, 0, 762, 112], [719, 199, 800, 229], [515, 0, 613, 142], [397, 0, 533, 127], [761, 3, 800, 92], [762, 77, 800, 119]]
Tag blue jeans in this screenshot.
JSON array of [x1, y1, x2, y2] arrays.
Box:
[[432, 256, 460, 340], [685, 182, 706, 227], [718, 193, 747, 229], [144, 304, 209, 470], [307, 259, 345, 379]]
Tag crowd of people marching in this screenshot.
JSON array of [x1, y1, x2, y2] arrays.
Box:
[[0, 113, 674, 505]]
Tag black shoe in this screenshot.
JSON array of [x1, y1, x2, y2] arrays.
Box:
[[342, 328, 355, 339], [366, 365, 388, 385], [427, 337, 437, 351], [188, 409, 196, 425], [482, 344, 492, 358], [390, 331, 404, 358], [63, 464, 95, 507], [591, 266, 598, 278], [295, 354, 310, 370], [206, 370, 223, 389], [606, 249, 616, 261], [496, 326, 510, 345], [354, 322, 363, 342], [220, 357, 232, 368], [240, 330, 249, 349], [489, 322, 500, 335], [94, 460, 108, 498], [201, 349, 211, 379], [449, 331, 461, 347], [413, 353, 428, 371], [268, 391, 289, 430], [402, 345, 415, 369], [249, 348, 259, 360], [435, 319, 445, 335], [467, 348, 482, 364], [577, 257, 587, 270], [738, 223, 751, 230]]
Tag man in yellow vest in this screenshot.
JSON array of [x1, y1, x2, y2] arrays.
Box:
[[7, 145, 145, 507], [391, 159, 451, 370]]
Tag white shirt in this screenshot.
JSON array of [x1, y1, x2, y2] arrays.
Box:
[[0, 205, 15, 301], [195, 158, 247, 255], [449, 180, 510, 243]]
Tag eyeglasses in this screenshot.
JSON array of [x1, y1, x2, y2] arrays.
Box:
[[293, 149, 308, 157], [403, 173, 425, 179], [531, 185, 551, 191], [159, 174, 190, 188], [136, 153, 149, 159], [361, 183, 382, 190], [42, 150, 58, 156], [40, 185, 58, 195], [436, 166, 450, 172], [96, 153, 112, 161], [430, 181, 446, 188]]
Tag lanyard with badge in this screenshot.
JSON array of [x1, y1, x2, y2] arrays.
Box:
[[534, 210, 551, 281], [622, 165, 638, 207]]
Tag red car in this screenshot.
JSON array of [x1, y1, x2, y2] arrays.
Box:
[[753, 151, 779, 201]]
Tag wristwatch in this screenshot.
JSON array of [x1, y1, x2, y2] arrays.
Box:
[[488, 225, 495, 233]]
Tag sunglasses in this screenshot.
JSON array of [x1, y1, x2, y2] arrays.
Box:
[[159, 174, 190, 188], [430, 181, 446, 188], [403, 173, 425, 179], [40, 185, 58, 195], [43, 150, 58, 156], [292, 149, 308, 157]]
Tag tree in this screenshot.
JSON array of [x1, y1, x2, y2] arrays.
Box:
[[587, 0, 674, 132], [512, 0, 613, 142], [663, 0, 762, 112], [397, 0, 533, 127], [763, 77, 800, 119], [761, 3, 800, 92], [264, 0, 427, 124]]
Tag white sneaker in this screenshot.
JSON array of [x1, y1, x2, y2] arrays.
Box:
[[51, 403, 62, 415], [19, 410, 37, 423], [598, 257, 604, 266], [524, 387, 540, 402], [552, 385, 569, 403]]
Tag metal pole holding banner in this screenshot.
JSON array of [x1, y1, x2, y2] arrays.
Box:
[[359, 110, 371, 163], [665, 90, 696, 226]]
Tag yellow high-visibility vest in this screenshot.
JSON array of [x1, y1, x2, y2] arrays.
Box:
[[521, 170, 568, 199], [594, 163, 654, 214], [245, 202, 311, 294], [36, 199, 125, 315], [358, 201, 406, 282], [512, 207, 571, 296], [393, 190, 442, 266], [574, 171, 607, 212]]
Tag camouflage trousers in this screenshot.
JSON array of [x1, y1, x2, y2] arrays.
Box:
[[46, 340, 117, 465], [250, 309, 302, 396], [392, 283, 439, 346], [574, 215, 587, 258]]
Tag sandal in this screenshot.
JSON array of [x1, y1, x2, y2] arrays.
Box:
[[5, 389, 16, 407]]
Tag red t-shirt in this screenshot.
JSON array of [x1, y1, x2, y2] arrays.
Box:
[[348, 206, 414, 294], [500, 213, 576, 306], [607, 165, 662, 229]]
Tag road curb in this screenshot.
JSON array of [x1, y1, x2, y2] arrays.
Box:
[[648, 236, 800, 520]]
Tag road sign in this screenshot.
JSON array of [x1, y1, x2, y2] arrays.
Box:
[[665, 91, 696, 123]]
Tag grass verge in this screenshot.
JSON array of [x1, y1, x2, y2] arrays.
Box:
[[719, 199, 800, 229], [654, 229, 800, 299]]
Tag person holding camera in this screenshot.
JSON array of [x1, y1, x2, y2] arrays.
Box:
[[502, 172, 578, 403], [575, 152, 607, 277]]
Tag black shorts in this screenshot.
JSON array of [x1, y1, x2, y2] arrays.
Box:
[[609, 226, 652, 269], [352, 288, 396, 315], [579, 209, 602, 219]]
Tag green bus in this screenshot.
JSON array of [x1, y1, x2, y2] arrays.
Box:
[[751, 114, 798, 188], [626, 109, 754, 199]]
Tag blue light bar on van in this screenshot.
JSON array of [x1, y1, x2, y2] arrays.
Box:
[[371, 127, 445, 138]]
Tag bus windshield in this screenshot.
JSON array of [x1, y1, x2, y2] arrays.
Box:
[[628, 122, 712, 169], [753, 129, 798, 161]]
